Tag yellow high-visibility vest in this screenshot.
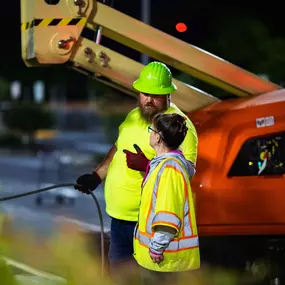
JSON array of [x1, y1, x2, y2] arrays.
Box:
[[104, 103, 198, 221], [133, 157, 200, 272]]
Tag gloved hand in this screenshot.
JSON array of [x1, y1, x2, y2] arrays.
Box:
[[74, 172, 101, 194], [123, 144, 150, 172]]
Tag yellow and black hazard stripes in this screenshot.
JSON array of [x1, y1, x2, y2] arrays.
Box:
[[21, 17, 87, 31]]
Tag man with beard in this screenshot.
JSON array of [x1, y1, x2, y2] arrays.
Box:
[[74, 61, 198, 280]]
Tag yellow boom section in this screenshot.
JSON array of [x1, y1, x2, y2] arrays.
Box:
[[20, 0, 280, 112]]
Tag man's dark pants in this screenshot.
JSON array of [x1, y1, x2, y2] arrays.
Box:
[[108, 217, 138, 283]]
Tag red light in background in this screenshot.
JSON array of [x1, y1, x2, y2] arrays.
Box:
[[175, 22, 187, 33]]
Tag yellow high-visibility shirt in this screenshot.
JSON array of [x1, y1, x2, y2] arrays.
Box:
[[104, 103, 198, 221]]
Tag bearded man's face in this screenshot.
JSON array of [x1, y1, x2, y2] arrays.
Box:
[[138, 93, 169, 122]]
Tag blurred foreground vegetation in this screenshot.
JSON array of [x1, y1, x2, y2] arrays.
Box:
[[0, 214, 266, 285]]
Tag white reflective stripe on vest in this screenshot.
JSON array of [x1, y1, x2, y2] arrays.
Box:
[[145, 158, 193, 237], [136, 230, 199, 252], [152, 212, 181, 230]]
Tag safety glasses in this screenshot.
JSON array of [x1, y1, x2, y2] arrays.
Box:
[[148, 126, 159, 134]]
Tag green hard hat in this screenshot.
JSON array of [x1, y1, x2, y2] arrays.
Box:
[[133, 61, 177, 95]]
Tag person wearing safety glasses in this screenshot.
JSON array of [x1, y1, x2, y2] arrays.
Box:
[[133, 113, 200, 284], [74, 61, 198, 281]]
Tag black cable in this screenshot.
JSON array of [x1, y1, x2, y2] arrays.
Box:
[[0, 184, 76, 201], [0, 183, 105, 276], [88, 190, 105, 275]]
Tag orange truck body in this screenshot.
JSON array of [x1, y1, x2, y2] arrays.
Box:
[[189, 89, 285, 237]]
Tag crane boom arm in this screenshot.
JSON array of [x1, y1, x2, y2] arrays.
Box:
[[20, 0, 280, 112], [90, 3, 280, 97], [69, 37, 217, 111]]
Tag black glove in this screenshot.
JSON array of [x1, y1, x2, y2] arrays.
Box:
[[74, 172, 102, 194]]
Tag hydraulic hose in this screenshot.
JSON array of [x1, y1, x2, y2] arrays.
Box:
[[0, 183, 105, 276]]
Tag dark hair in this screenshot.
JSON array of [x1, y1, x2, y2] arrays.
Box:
[[153, 113, 188, 150]]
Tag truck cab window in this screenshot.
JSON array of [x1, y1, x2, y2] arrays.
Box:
[[228, 132, 285, 177]]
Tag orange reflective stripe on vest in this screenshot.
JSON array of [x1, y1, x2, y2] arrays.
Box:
[[139, 158, 198, 250]]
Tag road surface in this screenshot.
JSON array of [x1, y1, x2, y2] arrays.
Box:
[[0, 130, 114, 237]]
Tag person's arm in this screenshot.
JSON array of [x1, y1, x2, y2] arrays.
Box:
[[149, 225, 176, 252], [94, 145, 117, 180], [149, 225, 176, 264], [74, 144, 117, 193]]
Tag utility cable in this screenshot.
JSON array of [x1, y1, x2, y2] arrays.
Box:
[[0, 183, 105, 276]]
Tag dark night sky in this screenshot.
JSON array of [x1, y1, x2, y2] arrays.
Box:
[[1, 0, 284, 99], [4, 1, 285, 64], [2, 1, 284, 68]]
